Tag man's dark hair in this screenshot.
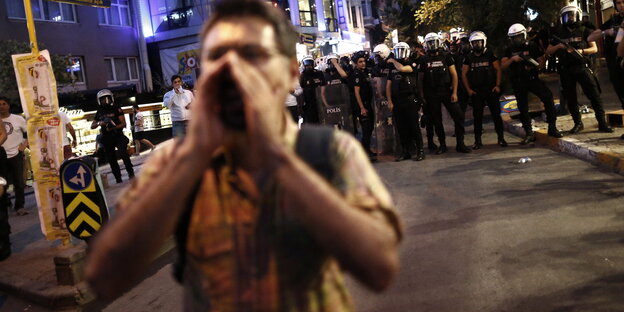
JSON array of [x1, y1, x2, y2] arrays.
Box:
[[199, 0, 298, 59], [132, 104, 139, 110], [0, 96, 9, 103], [171, 75, 182, 83]]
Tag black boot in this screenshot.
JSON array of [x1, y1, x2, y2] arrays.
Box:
[[598, 119, 614, 133], [521, 132, 536, 145], [497, 133, 508, 147], [548, 124, 563, 138], [472, 137, 483, 150], [0, 239, 11, 261], [456, 142, 471, 153], [427, 141, 438, 152], [394, 154, 411, 162], [569, 122, 584, 134], [435, 144, 447, 155], [413, 149, 425, 161]]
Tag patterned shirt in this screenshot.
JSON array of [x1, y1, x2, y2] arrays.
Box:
[[117, 119, 401, 312]]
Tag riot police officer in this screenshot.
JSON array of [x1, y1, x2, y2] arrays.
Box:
[[372, 44, 392, 78], [386, 42, 425, 161], [502, 23, 563, 144], [352, 53, 376, 161], [419, 33, 471, 154], [589, 0, 624, 110], [90, 89, 134, 183], [462, 31, 507, 149], [299, 55, 325, 124], [450, 32, 471, 113], [546, 5, 614, 134]]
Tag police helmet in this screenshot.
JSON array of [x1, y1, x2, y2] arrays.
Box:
[[393, 42, 411, 60], [508, 23, 527, 47], [450, 28, 459, 41], [373, 44, 391, 60], [96, 89, 114, 106], [326, 53, 339, 65], [560, 5, 582, 27], [469, 31, 488, 53], [424, 33, 443, 52], [301, 55, 315, 67]]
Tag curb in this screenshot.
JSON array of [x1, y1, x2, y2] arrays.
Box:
[[502, 114, 624, 175]]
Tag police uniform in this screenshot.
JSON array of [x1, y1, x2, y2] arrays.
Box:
[[551, 24, 611, 132], [94, 104, 134, 183], [353, 68, 375, 156], [388, 60, 424, 160], [300, 69, 326, 124], [600, 14, 624, 109], [419, 52, 467, 153], [452, 50, 470, 112], [503, 41, 558, 139], [464, 50, 505, 145]]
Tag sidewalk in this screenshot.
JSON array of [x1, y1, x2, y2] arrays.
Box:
[[0, 151, 163, 311], [501, 68, 624, 175]]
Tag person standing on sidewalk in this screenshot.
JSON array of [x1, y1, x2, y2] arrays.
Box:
[[0, 97, 28, 216], [86, 1, 401, 310], [163, 75, 193, 138], [91, 90, 134, 184], [58, 110, 77, 160], [352, 52, 377, 162], [462, 31, 507, 149], [300, 55, 326, 124], [132, 104, 155, 155], [419, 33, 471, 155], [546, 5, 614, 134], [0, 119, 11, 260], [502, 23, 563, 145]]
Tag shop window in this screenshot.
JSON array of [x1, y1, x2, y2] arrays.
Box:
[[98, 0, 132, 26], [104, 57, 139, 82], [6, 0, 76, 22]]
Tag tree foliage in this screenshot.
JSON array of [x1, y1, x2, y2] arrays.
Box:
[[0, 40, 71, 106], [380, 0, 421, 45]]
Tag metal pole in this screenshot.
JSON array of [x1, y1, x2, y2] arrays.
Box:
[[23, 0, 39, 55]]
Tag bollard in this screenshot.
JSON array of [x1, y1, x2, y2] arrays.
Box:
[[54, 247, 86, 286]]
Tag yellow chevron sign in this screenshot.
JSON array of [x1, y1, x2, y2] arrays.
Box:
[[65, 192, 102, 237]]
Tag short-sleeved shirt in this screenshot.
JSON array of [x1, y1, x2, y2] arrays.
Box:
[[502, 42, 543, 82], [94, 105, 124, 138], [163, 88, 193, 122], [324, 69, 347, 85], [352, 68, 373, 106], [1, 114, 27, 158], [116, 120, 402, 312], [600, 16, 624, 65], [134, 111, 144, 133], [387, 61, 419, 97], [463, 50, 498, 89], [418, 53, 454, 90]]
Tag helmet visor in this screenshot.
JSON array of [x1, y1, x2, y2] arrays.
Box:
[[425, 40, 440, 52], [562, 11, 579, 25], [99, 95, 113, 106], [510, 34, 525, 46], [471, 40, 485, 51], [393, 47, 410, 59], [302, 59, 315, 67]]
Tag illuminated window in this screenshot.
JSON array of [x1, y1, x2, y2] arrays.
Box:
[[98, 0, 132, 26], [6, 0, 76, 22], [66, 56, 86, 83], [298, 0, 317, 27], [104, 57, 139, 82]]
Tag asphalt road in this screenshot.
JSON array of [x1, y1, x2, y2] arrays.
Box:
[[2, 128, 624, 312]]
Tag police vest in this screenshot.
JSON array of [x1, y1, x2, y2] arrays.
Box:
[[422, 54, 451, 89], [554, 25, 589, 68], [390, 67, 418, 96], [325, 70, 346, 85], [466, 51, 496, 89]]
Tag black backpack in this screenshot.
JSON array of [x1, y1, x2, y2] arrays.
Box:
[[172, 126, 337, 282]]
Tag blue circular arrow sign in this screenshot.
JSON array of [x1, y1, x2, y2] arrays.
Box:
[[62, 162, 93, 192]]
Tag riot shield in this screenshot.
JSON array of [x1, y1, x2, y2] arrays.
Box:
[[315, 84, 354, 132], [371, 76, 397, 156]]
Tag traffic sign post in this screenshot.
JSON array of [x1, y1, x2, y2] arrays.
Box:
[[60, 157, 109, 240]]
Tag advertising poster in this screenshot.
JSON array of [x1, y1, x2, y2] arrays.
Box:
[[159, 43, 200, 87], [12, 50, 69, 240]]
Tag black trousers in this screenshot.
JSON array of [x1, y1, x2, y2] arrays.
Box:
[[392, 94, 423, 156], [5, 152, 25, 211], [472, 88, 504, 139], [303, 101, 320, 124], [607, 62, 624, 108], [0, 147, 10, 246], [102, 135, 134, 182], [359, 103, 375, 155], [425, 90, 465, 146], [513, 78, 557, 134], [560, 67, 605, 125], [287, 106, 299, 123]]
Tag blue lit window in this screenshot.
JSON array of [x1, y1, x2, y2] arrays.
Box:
[[6, 0, 76, 22]]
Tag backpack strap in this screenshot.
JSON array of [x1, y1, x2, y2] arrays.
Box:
[[173, 126, 337, 283]]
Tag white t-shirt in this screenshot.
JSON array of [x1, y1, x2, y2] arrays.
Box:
[[134, 111, 144, 132], [2, 114, 27, 158], [59, 111, 71, 146], [163, 88, 193, 122]]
